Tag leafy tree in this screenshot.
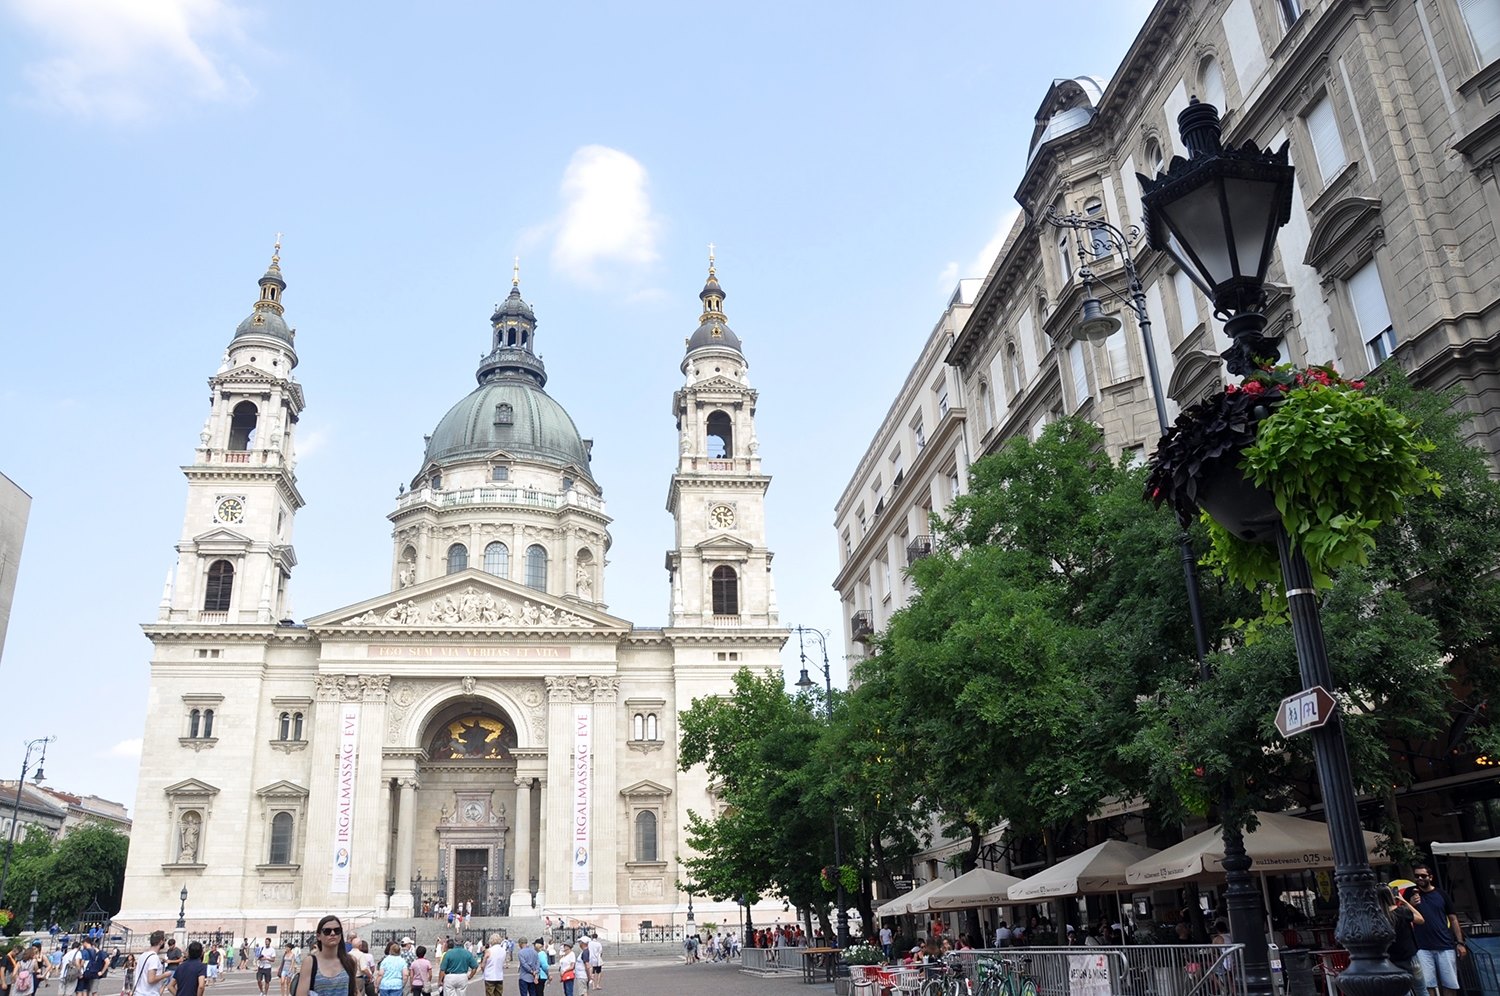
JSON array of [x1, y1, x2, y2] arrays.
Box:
[[1, 824, 130, 928]]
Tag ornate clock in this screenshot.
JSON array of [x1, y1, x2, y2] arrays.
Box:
[[709, 503, 736, 529], [215, 496, 246, 524]]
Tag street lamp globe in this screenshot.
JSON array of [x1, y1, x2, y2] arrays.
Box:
[[1074, 291, 1123, 343], [795, 669, 814, 691]]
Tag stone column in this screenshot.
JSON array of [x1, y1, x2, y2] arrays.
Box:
[[534, 777, 549, 909], [509, 777, 533, 912], [388, 778, 418, 917]]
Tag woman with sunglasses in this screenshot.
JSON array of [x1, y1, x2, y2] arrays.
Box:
[[293, 917, 358, 996]]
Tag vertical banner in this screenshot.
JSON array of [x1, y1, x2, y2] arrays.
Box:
[[571, 706, 592, 892], [330, 703, 360, 894]]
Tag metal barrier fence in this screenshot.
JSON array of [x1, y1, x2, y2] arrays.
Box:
[[741, 944, 807, 974], [852, 945, 1245, 996]]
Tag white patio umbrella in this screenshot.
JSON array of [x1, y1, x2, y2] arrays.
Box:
[[1431, 835, 1500, 858], [922, 868, 1026, 911], [1125, 811, 1391, 885], [1008, 840, 1162, 900], [875, 877, 947, 918]]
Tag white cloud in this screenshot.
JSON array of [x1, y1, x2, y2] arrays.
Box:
[[106, 738, 142, 759], [294, 425, 329, 459], [5, 0, 253, 120], [937, 206, 1023, 290], [549, 146, 661, 284]]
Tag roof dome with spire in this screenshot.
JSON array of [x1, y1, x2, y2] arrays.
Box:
[[233, 243, 294, 345], [686, 254, 742, 354], [421, 275, 594, 482]]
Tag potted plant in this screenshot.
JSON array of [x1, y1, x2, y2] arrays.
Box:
[[840, 942, 886, 965], [1146, 362, 1440, 594]]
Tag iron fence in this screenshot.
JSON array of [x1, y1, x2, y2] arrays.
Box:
[[741, 944, 807, 974], [851, 945, 1246, 996]]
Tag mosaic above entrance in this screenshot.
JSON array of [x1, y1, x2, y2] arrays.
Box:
[[432, 715, 511, 760], [342, 586, 594, 628]]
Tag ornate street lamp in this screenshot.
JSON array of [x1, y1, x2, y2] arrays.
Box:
[[1138, 97, 1294, 377], [0, 735, 54, 911], [176, 885, 188, 931], [1138, 99, 1407, 996], [1045, 205, 1267, 995], [792, 626, 849, 948], [27, 887, 38, 931]]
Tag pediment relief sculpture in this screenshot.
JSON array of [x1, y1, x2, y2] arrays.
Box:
[[342, 586, 595, 629]]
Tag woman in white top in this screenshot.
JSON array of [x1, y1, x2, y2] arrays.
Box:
[[556, 944, 579, 996]]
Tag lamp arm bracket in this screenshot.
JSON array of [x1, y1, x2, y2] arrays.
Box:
[[1042, 207, 1141, 260]]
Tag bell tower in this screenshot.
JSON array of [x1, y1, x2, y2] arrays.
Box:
[[665, 250, 779, 628], [162, 241, 305, 624]]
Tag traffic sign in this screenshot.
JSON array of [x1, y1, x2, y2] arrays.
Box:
[[1275, 686, 1337, 737]]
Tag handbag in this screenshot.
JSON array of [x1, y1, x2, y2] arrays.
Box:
[[560, 970, 575, 982]]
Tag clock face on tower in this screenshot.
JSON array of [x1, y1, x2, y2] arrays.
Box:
[[709, 503, 736, 529], [214, 496, 246, 524]]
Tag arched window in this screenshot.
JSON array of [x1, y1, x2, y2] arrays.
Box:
[[204, 560, 234, 612], [1199, 55, 1227, 112], [646, 713, 659, 741], [189, 709, 202, 738], [712, 565, 739, 616], [292, 712, 304, 741], [525, 545, 548, 591], [977, 381, 991, 432], [228, 401, 258, 451], [268, 812, 294, 865], [1145, 138, 1165, 177], [484, 542, 509, 578], [447, 543, 468, 574], [633, 714, 645, 741], [634, 810, 658, 863], [202, 708, 215, 738], [1083, 195, 1104, 217], [278, 712, 291, 740], [705, 410, 733, 458], [1006, 342, 1025, 396]]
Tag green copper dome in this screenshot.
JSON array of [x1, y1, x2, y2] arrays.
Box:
[[421, 282, 594, 482]]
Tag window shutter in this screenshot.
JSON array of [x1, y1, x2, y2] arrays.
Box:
[[1460, 0, 1500, 64], [1106, 330, 1130, 381], [1068, 341, 1090, 410], [1347, 260, 1395, 361], [1174, 270, 1200, 336], [1305, 97, 1346, 181]]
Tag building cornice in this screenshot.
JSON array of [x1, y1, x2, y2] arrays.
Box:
[[182, 465, 306, 510]]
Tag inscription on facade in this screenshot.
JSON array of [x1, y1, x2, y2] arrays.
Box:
[[628, 877, 663, 899], [368, 645, 572, 660]]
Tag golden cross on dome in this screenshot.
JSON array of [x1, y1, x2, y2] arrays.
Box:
[[272, 232, 282, 265], [513, 256, 520, 287], [707, 242, 716, 274]]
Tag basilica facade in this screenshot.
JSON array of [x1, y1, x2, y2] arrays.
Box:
[[118, 250, 786, 936]]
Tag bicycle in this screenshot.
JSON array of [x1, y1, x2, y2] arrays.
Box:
[[982, 955, 1038, 996]]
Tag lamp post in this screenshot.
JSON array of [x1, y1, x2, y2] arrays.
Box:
[[176, 885, 187, 931], [1135, 98, 1407, 996], [27, 887, 38, 931], [1043, 208, 1271, 995], [792, 625, 849, 948], [0, 735, 54, 911]]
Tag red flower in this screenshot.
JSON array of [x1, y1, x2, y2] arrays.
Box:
[[1242, 381, 1266, 396], [1225, 384, 1240, 394], [1350, 380, 1366, 390]]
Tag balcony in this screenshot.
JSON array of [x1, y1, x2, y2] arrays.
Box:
[[906, 535, 933, 565], [851, 610, 874, 643], [395, 485, 606, 516]]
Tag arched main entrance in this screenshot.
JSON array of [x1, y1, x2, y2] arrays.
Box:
[[413, 701, 521, 916]]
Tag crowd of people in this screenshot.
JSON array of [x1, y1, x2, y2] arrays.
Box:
[[678, 932, 741, 963]]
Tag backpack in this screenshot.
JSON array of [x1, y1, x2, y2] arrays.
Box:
[[14, 961, 36, 996], [63, 954, 82, 983]]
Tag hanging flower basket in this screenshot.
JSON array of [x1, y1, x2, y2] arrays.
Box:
[[1146, 362, 1440, 590]]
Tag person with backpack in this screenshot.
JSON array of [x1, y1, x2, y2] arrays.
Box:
[[77, 940, 109, 995], [9, 941, 42, 996]]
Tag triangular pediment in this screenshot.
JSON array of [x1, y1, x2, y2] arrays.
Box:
[[190, 526, 251, 546], [694, 375, 751, 394], [164, 778, 219, 798], [695, 534, 754, 557], [620, 779, 673, 798], [256, 779, 309, 800], [306, 568, 631, 632], [212, 364, 285, 386]]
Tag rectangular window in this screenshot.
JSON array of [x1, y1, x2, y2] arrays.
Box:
[[1057, 230, 1073, 282], [1277, 0, 1302, 27], [937, 388, 950, 415], [947, 470, 960, 503], [1106, 330, 1131, 381], [1305, 96, 1346, 182], [1347, 259, 1397, 364], [1174, 269, 1200, 338], [1460, 0, 1500, 64], [913, 419, 926, 450], [1067, 340, 1090, 411]]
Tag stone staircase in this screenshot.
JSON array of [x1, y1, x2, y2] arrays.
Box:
[[358, 915, 548, 945]]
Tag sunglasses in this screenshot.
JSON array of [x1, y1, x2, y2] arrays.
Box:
[[320, 928, 343, 936]]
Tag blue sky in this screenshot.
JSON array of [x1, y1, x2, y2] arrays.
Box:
[[0, 0, 1154, 807]]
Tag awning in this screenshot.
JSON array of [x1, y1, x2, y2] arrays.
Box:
[[921, 868, 1025, 911], [1125, 811, 1391, 886], [874, 876, 947, 918], [1431, 835, 1500, 858], [1008, 840, 1161, 900]]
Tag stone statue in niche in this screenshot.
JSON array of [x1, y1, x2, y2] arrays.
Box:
[[575, 567, 592, 599], [178, 811, 202, 863]]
